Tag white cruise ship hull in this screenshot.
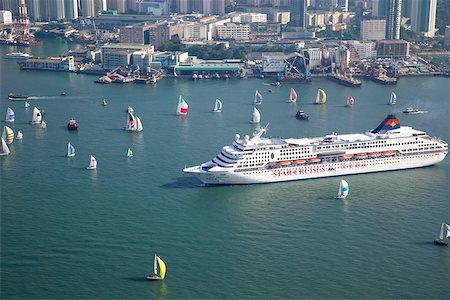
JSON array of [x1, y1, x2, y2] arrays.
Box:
[[184, 152, 447, 185]]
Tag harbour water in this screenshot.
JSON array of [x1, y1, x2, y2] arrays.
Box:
[[1, 41, 449, 299]]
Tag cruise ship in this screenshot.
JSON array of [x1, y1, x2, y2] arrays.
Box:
[[183, 115, 448, 185]]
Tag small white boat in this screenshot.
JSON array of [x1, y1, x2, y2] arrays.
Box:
[[434, 223, 450, 245], [2, 126, 14, 144], [41, 121, 47, 129], [31, 107, 42, 124], [335, 179, 349, 199], [254, 90, 263, 105], [402, 107, 420, 114], [101, 99, 107, 106], [24, 101, 30, 108], [146, 254, 167, 280], [176, 96, 188, 116], [287, 88, 298, 103], [389, 92, 396, 105], [346, 96, 355, 107], [0, 137, 10, 156], [314, 89, 327, 104], [250, 106, 261, 124], [212, 99, 222, 112], [67, 142, 76, 157], [87, 155, 97, 170], [5, 107, 15, 122], [16, 131, 23, 140], [127, 148, 133, 158]]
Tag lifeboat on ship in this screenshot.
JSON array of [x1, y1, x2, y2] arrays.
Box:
[[308, 157, 321, 163], [369, 152, 382, 158], [339, 154, 353, 160], [354, 153, 368, 159], [293, 159, 306, 165], [267, 162, 278, 168], [278, 161, 291, 166], [382, 150, 396, 157]]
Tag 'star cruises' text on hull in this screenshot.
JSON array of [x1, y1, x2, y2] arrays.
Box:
[[183, 115, 448, 185]]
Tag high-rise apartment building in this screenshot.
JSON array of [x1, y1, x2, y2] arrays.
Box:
[[372, 0, 387, 17], [290, 0, 306, 29], [106, 0, 126, 13], [65, 0, 79, 20], [385, 0, 401, 40], [410, 0, 437, 37]]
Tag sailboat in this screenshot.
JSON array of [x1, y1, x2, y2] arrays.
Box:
[[127, 148, 133, 157], [176, 96, 188, 115], [16, 131, 23, 140], [101, 99, 107, 106], [250, 106, 261, 124], [335, 179, 349, 199], [125, 112, 143, 132], [389, 92, 396, 105], [314, 89, 327, 104], [346, 96, 355, 107], [5, 107, 15, 122], [287, 88, 298, 103], [212, 99, 222, 112], [87, 155, 97, 170], [0, 137, 10, 156], [146, 254, 167, 280], [2, 126, 14, 145], [254, 90, 263, 105], [434, 223, 450, 245], [24, 101, 30, 108], [31, 107, 42, 124], [67, 142, 75, 157]]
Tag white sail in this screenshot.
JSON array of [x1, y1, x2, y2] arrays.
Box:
[[67, 142, 75, 157], [5, 107, 15, 122], [0, 137, 10, 156], [24, 101, 30, 108], [126, 112, 136, 131], [16, 131, 23, 140], [41, 121, 47, 129], [213, 99, 222, 112], [288, 88, 298, 103], [87, 155, 97, 169], [389, 92, 396, 105], [153, 254, 158, 275], [32, 107, 42, 123], [251, 106, 261, 124], [2, 126, 14, 144], [254, 90, 263, 105], [136, 116, 143, 132], [176, 96, 189, 115], [127, 148, 133, 157], [336, 179, 349, 199]]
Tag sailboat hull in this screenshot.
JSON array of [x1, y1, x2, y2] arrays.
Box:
[[146, 274, 163, 280], [434, 239, 448, 245]]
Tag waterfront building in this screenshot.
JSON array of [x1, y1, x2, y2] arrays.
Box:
[[290, 0, 306, 29], [137, 0, 170, 15], [385, 0, 402, 40], [106, 0, 126, 13], [360, 19, 386, 41], [151, 51, 188, 69], [119, 23, 151, 44], [376, 39, 409, 58], [346, 41, 377, 60], [19, 56, 76, 71], [410, 0, 437, 38], [240, 13, 267, 23], [102, 50, 133, 70], [216, 23, 251, 40], [146, 22, 171, 48], [445, 26, 450, 50], [0, 10, 13, 25], [306, 48, 322, 68]]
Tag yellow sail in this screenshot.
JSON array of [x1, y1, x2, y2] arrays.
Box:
[[319, 89, 327, 104], [3, 126, 14, 144], [156, 255, 167, 279]]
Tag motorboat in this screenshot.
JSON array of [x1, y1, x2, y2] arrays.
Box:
[[402, 107, 420, 114], [8, 93, 30, 100], [68, 119, 78, 130], [296, 110, 309, 120]]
